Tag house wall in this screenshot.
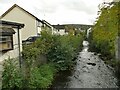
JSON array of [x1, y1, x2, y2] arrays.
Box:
[[36, 21, 42, 35], [59, 29, 66, 35], [53, 28, 59, 35], [1, 6, 37, 41]]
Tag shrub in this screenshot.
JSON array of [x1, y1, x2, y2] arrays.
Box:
[[47, 34, 83, 71], [29, 63, 56, 88], [89, 2, 118, 60], [2, 57, 56, 89], [21, 29, 84, 88], [2, 57, 23, 88], [22, 30, 83, 71]]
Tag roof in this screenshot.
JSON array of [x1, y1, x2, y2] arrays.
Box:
[[0, 4, 42, 22], [0, 20, 24, 29], [52, 25, 65, 30], [42, 20, 52, 26], [0, 26, 15, 35], [42, 20, 53, 28]]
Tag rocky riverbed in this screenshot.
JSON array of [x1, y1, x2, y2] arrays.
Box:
[[51, 41, 118, 88]]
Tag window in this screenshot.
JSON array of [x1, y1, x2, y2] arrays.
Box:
[[0, 26, 15, 51], [0, 35, 13, 51]]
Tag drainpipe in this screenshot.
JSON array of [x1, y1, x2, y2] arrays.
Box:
[[17, 26, 21, 68]]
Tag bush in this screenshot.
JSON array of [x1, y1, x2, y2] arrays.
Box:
[[29, 63, 56, 88], [89, 40, 113, 59], [2, 57, 23, 88], [2, 57, 56, 89], [47, 34, 83, 71], [22, 30, 83, 71], [89, 2, 120, 86], [89, 2, 118, 60], [21, 29, 84, 88]]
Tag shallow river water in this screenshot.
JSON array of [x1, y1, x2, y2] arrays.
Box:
[[51, 41, 118, 88]]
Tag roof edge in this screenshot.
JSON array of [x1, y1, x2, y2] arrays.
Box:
[[0, 4, 43, 23]]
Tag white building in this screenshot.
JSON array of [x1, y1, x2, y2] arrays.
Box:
[[0, 20, 24, 88], [0, 4, 54, 41]]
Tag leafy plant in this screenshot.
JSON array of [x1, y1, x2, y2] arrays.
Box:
[[2, 57, 23, 89], [47, 34, 83, 71], [89, 2, 119, 60], [29, 64, 56, 88]]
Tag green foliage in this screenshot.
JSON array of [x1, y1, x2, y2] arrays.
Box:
[[89, 2, 119, 60], [3, 27, 83, 89], [65, 25, 75, 35], [2, 57, 23, 88], [22, 30, 53, 67], [2, 58, 56, 89], [29, 64, 56, 88], [118, 2, 120, 37], [47, 34, 83, 71], [89, 2, 120, 84], [23, 30, 83, 71]]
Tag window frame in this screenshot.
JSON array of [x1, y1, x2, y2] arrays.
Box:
[[0, 35, 14, 51]]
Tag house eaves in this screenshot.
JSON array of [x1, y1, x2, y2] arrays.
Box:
[[0, 20, 24, 29], [0, 4, 43, 23], [42, 20, 54, 28], [0, 26, 16, 35]]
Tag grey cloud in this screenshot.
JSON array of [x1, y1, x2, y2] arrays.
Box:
[[33, 6, 57, 14], [62, 0, 97, 15], [0, 0, 100, 24], [33, 0, 59, 14]]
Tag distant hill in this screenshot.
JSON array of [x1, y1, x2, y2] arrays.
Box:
[[64, 24, 93, 31]]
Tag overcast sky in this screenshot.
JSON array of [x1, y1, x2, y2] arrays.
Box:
[[0, 0, 111, 25]]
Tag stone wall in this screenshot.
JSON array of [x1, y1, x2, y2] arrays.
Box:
[[0, 61, 3, 89], [116, 36, 120, 60], [118, 37, 120, 60]]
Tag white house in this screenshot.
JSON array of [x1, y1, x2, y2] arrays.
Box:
[[0, 20, 24, 61], [0, 4, 50, 41], [0, 20, 24, 88], [52, 25, 68, 35], [42, 20, 58, 34]]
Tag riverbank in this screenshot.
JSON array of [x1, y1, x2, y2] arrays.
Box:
[[50, 41, 118, 88]]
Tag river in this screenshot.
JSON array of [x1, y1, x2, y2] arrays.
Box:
[[50, 41, 118, 88]]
